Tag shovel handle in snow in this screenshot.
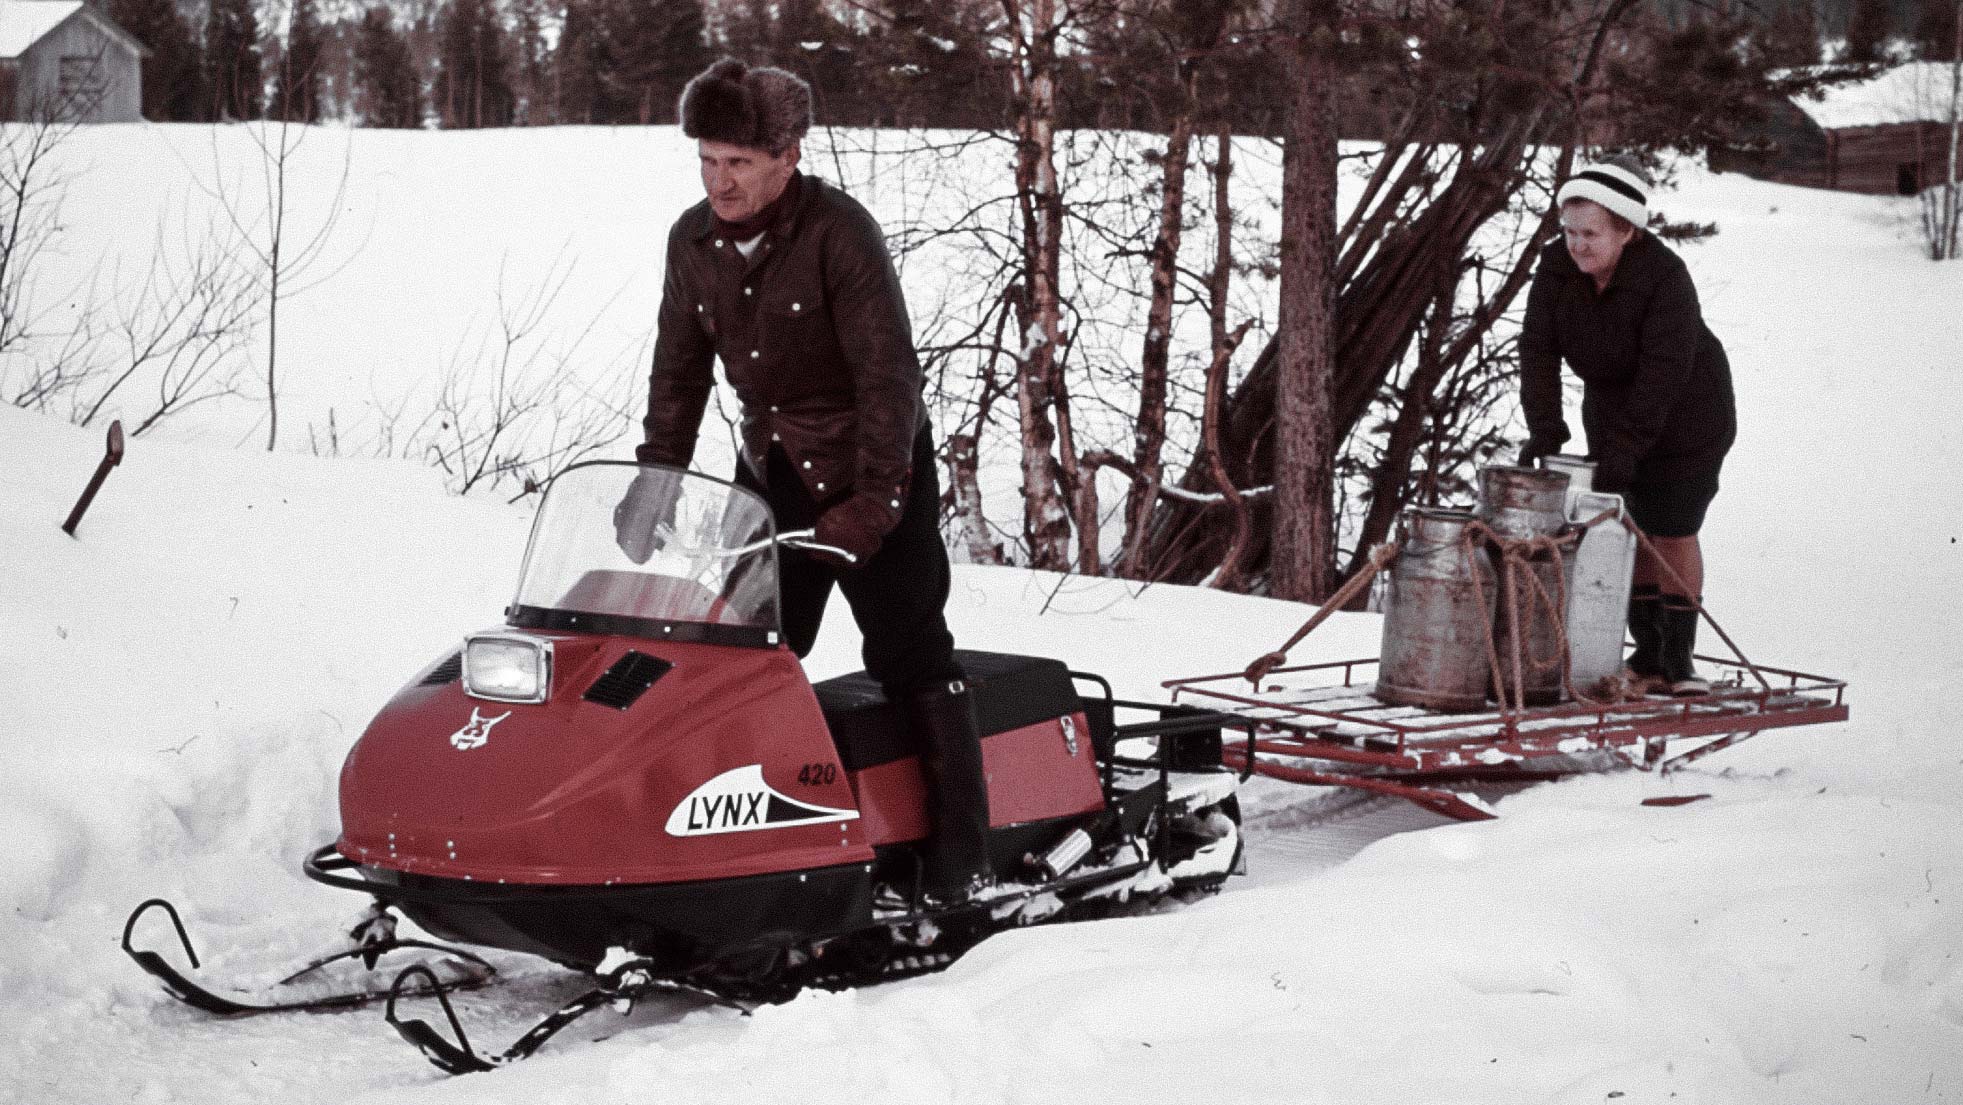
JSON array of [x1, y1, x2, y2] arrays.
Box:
[[61, 420, 124, 537]]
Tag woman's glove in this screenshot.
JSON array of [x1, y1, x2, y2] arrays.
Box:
[[1516, 438, 1559, 469], [811, 491, 903, 569], [1592, 453, 1635, 495]]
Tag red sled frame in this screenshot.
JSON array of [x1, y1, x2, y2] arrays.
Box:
[[1163, 655, 1849, 822]]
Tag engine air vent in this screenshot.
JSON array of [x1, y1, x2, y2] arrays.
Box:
[[583, 651, 671, 710], [420, 652, 463, 685]]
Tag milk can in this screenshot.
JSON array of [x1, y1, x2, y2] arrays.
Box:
[[1377, 508, 1498, 712], [1477, 466, 1571, 707], [1539, 453, 1596, 514], [1563, 490, 1638, 694]]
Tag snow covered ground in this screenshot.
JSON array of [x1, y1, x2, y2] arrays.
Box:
[[2, 126, 1960, 1104]]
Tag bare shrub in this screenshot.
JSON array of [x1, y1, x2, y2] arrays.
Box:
[[384, 253, 644, 497]]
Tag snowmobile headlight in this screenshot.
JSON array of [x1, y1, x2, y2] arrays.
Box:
[[463, 634, 552, 704]]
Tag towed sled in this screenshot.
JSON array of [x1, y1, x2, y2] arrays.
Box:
[[1169, 470, 1850, 822], [122, 462, 1245, 1073]]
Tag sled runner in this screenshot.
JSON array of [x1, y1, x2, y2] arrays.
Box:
[[1166, 654, 1847, 821]]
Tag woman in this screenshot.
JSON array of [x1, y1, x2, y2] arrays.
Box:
[[1517, 155, 1737, 696]]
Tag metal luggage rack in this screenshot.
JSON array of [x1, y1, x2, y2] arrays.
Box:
[[1163, 656, 1849, 821]]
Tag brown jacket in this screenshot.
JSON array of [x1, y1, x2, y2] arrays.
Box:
[[638, 173, 924, 509]]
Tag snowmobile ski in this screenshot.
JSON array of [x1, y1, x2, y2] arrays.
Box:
[[122, 897, 496, 1016], [386, 957, 751, 1074]]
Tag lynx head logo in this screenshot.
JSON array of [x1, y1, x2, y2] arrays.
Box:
[[449, 707, 511, 751]]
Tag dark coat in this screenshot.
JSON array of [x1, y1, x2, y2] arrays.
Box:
[[639, 173, 924, 509], [1519, 231, 1736, 490]]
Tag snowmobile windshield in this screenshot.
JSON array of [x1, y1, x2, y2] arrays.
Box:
[[505, 463, 783, 647]]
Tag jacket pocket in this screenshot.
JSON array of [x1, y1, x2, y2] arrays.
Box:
[[760, 290, 830, 357]]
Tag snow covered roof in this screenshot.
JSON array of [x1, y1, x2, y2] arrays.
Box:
[[1792, 61, 1961, 130], [0, 1, 81, 59]]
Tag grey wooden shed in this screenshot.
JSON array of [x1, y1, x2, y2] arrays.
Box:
[[0, 1, 147, 123]]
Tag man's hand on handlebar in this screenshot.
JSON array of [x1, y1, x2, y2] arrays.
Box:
[[612, 467, 684, 564]]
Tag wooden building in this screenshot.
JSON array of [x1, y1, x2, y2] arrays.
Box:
[[1715, 63, 1962, 196], [0, 1, 146, 123]]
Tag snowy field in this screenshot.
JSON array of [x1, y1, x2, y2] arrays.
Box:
[[2, 124, 1961, 1104]]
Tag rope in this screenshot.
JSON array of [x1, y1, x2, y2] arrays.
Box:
[[1459, 519, 1600, 714], [1242, 541, 1400, 685], [1238, 501, 1767, 710], [1622, 518, 1773, 692]]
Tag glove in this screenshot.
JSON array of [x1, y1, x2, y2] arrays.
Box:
[[1592, 453, 1635, 495], [811, 491, 903, 570], [613, 467, 684, 565], [1516, 438, 1558, 469]]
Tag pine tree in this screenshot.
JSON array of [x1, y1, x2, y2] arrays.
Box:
[[1843, 0, 1892, 62], [1915, 0, 1961, 59], [206, 0, 264, 121], [436, 0, 514, 127], [598, 0, 711, 124], [509, 0, 552, 124], [1762, 0, 1825, 68], [109, 0, 206, 120], [555, 0, 605, 124], [355, 5, 423, 127], [274, 0, 325, 122]]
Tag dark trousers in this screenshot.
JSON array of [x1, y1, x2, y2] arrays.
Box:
[[734, 427, 962, 700]]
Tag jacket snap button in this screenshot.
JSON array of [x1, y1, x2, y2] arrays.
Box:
[[715, 239, 725, 248], [816, 481, 826, 491], [772, 433, 780, 441], [791, 302, 801, 312], [769, 405, 778, 412], [696, 303, 704, 312], [744, 287, 752, 296], [802, 460, 812, 470], [890, 499, 900, 509], [750, 350, 760, 359]]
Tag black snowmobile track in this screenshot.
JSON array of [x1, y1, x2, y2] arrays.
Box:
[[380, 839, 1242, 1075]]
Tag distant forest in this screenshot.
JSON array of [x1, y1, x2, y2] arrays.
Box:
[[100, 0, 1962, 132]]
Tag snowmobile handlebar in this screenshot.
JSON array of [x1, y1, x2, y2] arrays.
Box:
[[665, 528, 857, 565]]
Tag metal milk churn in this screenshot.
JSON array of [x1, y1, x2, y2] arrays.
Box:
[[1539, 453, 1596, 514], [1376, 508, 1498, 713], [1562, 490, 1638, 694], [1477, 465, 1572, 707]]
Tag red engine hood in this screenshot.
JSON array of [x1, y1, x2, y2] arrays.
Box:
[[338, 632, 875, 886]]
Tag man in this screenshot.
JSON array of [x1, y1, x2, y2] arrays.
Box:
[[617, 57, 991, 904]]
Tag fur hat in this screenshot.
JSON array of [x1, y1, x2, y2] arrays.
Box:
[[1557, 153, 1650, 229], [678, 58, 813, 155]]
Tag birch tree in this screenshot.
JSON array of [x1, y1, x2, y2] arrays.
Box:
[[1002, 0, 1076, 571]]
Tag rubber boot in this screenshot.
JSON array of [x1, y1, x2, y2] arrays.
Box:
[[1623, 585, 1664, 691], [907, 679, 993, 904], [1658, 595, 1710, 697]]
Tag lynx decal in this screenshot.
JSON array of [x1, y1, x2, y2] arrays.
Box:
[[665, 764, 859, 837]]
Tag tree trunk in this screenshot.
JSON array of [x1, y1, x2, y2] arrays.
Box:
[[1004, 0, 1072, 571], [1120, 82, 1195, 577], [948, 432, 1003, 564], [1945, 5, 1961, 259], [1271, 2, 1340, 603]]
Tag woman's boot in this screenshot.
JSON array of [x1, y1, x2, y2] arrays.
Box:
[[1658, 595, 1710, 696], [906, 679, 994, 904], [1622, 585, 1664, 693]]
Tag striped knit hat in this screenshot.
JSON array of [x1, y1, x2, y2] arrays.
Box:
[[1557, 155, 1649, 229]]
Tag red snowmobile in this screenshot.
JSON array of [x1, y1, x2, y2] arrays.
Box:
[[123, 462, 1245, 1073]]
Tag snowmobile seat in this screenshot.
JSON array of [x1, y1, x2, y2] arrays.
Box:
[[814, 650, 1092, 772]]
